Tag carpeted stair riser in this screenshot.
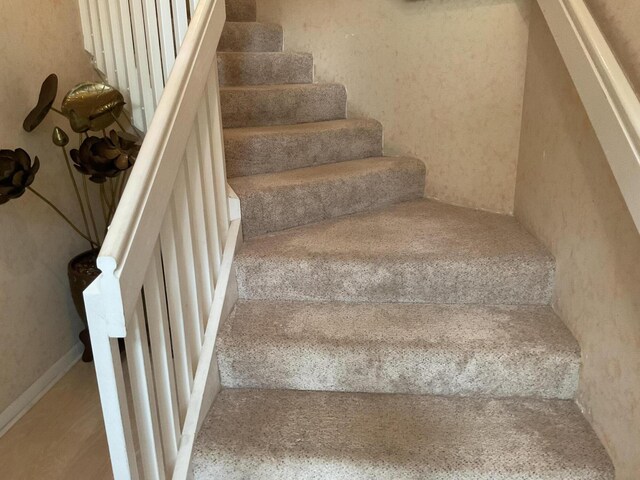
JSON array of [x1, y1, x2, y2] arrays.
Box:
[[230, 157, 425, 238], [218, 22, 283, 52], [225, 0, 256, 22], [236, 200, 556, 305], [220, 84, 347, 128], [225, 119, 384, 177], [193, 389, 614, 480], [217, 52, 314, 86], [218, 301, 580, 399]]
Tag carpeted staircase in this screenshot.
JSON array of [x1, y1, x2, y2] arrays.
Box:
[[193, 1, 614, 477]]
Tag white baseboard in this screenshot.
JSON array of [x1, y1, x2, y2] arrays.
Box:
[[0, 342, 84, 437]]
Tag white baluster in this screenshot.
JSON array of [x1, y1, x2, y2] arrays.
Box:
[[97, 0, 118, 82], [206, 72, 230, 242], [129, 0, 156, 128], [105, 0, 129, 92], [159, 211, 194, 423], [172, 164, 204, 360], [144, 243, 181, 474], [195, 102, 222, 287], [77, 0, 94, 55], [117, 0, 145, 129], [125, 299, 166, 480], [87, 0, 106, 73], [172, 0, 189, 46], [184, 130, 213, 321], [156, 0, 178, 79], [142, 0, 166, 104]]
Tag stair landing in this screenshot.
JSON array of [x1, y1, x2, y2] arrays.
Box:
[[236, 199, 556, 305]]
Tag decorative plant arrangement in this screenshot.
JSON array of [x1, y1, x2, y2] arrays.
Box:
[[2, 73, 142, 361], [19, 74, 141, 247]]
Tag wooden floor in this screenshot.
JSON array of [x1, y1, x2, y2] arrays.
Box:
[[0, 362, 113, 479]]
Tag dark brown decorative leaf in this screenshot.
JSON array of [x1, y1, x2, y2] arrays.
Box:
[[23, 74, 58, 132]]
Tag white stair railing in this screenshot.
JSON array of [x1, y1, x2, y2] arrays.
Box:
[[538, 0, 640, 233], [78, 0, 240, 479]]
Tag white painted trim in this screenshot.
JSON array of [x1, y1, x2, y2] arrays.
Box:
[[0, 342, 83, 437], [537, 0, 640, 233], [227, 186, 242, 222]]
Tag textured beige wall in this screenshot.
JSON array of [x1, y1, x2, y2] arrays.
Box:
[[256, 0, 532, 214], [0, 1, 95, 414], [585, 0, 640, 94], [515, 5, 640, 478]]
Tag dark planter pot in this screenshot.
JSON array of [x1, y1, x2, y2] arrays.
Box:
[[68, 249, 100, 362]]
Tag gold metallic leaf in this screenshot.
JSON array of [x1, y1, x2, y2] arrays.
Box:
[[61, 82, 125, 132], [115, 153, 129, 170], [52, 127, 70, 147], [95, 142, 120, 160], [67, 110, 91, 134]]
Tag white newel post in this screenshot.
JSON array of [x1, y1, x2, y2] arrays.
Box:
[[84, 277, 139, 480]]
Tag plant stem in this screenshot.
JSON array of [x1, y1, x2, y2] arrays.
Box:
[[83, 176, 101, 245], [99, 183, 109, 226], [107, 177, 118, 221], [111, 177, 117, 201], [28, 187, 98, 248], [60, 146, 94, 248], [113, 174, 124, 210], [121, 114, 134, 130], [111, 112, 142, 141], [112, 115, 128, 134], [103, 179, 116, 236], [50, 107, 67, 118], [118, 169, 130, 201]]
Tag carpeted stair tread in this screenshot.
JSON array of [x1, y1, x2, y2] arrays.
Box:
[[229, 156, 425, 237], [236, 199, 556, 304], [217, 300, 580, 399], [218, 22, 283, 52], [225, 0, 256, 22], [221, 83, 346, 128], [225, 119, 383, 177], [193, 389, 614, 479], [217, 52, 314, 86]]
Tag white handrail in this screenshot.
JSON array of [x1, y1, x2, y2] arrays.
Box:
[[538, 0, 640, 232], [79, 0, 240, 479]]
